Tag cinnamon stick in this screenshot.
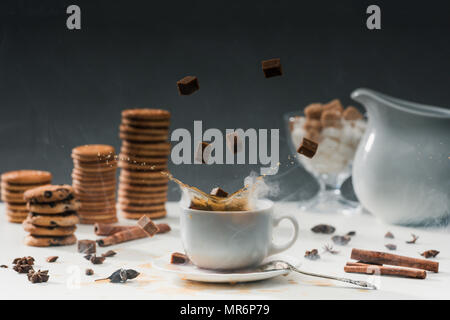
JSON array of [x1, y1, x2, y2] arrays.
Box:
[[346, 262, 383, 267], [344, 265, 426, 279], [351, 248, 439, 273], [96, 224, 171, 246], [95, 223, 171, 236]]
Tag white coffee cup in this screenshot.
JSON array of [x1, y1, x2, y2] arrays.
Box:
[[179, 199, 299, 270]]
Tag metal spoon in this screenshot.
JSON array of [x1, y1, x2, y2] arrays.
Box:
[[257, 260, 377, 290]]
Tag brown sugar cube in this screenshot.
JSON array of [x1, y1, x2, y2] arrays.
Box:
[[343, 106, 363, 120], [78, 239, 96, 254], [304, 103, 323, 119], [194, 142, 211, 164], [171, 252, 189, 264], [226, 132, 243, 154], [177, 76, 199, 95], [323, 99, 344, 113], [210, 187, 228, 198], [261, 58, 282, 78], [303, 119, 322, 132], [297, 137, 318, 158], [321, 109, 342, 128], [137, 216, 159, 237]]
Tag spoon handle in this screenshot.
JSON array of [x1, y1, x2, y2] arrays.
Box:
[[288, 265, 377, 290]]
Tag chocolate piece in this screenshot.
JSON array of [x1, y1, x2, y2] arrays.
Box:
[[304, 103, 323, 119], [137, 216, 159, 237], [210, 187, 228, 198], [297, 137, 318, 158], [78, 239, 96, 254], [27, 270, 49, 283], [331, 235, 351, 246], [177, 75, 199, 95], [85, 268, 94, 276], [343, 106, 363, 120], [101, 250, 117, 258], [157, 223, 171, 234], [311, 224, 335, 234], [84, 254, 92, 261], [194, 142, 211, 164], [261, 58, 282, 78], [0, 265, 7, 268], [90, 255, 106, 265], [385, 231, 394, 239], [346, 231, 356, 236], [170, 252, 189, 264], [304, 249, 320, 260], [385, 244, 397, 251], [46, 256, 58, 263], [420, 250, 439, 259], [226, 132, 243, 154]]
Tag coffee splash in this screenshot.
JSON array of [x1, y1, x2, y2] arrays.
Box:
[[162, 171, 270, 211]]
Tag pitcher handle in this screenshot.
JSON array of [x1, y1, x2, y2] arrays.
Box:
[[268, 215, 299, 255]]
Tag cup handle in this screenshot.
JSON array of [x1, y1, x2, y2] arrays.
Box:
[[268, 215, 299, 256]]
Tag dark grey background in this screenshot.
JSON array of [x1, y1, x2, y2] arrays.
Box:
[[0, 0, 449, 200]]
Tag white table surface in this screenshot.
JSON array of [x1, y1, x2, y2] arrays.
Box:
[[0, 202, 449, 300]]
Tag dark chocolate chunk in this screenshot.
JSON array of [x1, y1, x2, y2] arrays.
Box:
[[420, 250, 439, 258], [177, 75, 199, 95], [46, 256, 58, 263], [385, 244, 397, 251], [261, 58, 282, 78], [85, 268, 94, 276], [78, 239, 96, 254], [170, 252, 189, 264], [84, 254, 92, 261], [297, 137, 318, 158], [304, 249, 320, 260], [0, 265, 7, 268], [44, 191, 53, 198], [331, 235, 351, 246], [101, 250, 117, 258], [90, 255, 106, 265], [137, 216, 159, 237], [210, 187, 228, 198], [346, 231, 356, 236], [311, 224, 335, 234]]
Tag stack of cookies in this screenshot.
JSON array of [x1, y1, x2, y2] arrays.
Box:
[[118, 108, 171, 220], [71, 145, 118, 224], [23, 185, 78, 247], [1, 170, 52, 223]]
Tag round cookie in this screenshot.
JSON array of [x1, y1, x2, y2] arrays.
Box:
[[73, 164, 117, 174], [122, 140, 171, 151], [119, 131, 169, 143], [7, 210, 29, 223], [120, 146, 170, 157], [120, 169, 167, 179], [80, 199, 116, 208], [118, 160, 167, 171], [75, 194, 116, 202], [79, 216, 118, 224], [78, 208, 117, 217], [72, 171, 116, 182], [118, 189, 167, 199], [25, 212, 80, 227], [118, 154, 169, 165], [24, 234, 77, 247], [23, 221, 77, 236], [118, 203, 165, 212], [118, 195, 167, 205], [119, 183, 168, 193], [6, 203, 27, 211], [121, 108, 170, 121], [1, 190, 26, 202], [72, 179, 117, 187], [1, 182, 48, 192], [71, 144, 116, 162], [120, 124, 168, 135], [27, 199, 81, 214], [120, 209, 167, 220], [24, 185, 73, 204], [119, 175, 168, 185], [73, 184, 116, 194], [1, 170, 52, 185], [122, 118, 171, 128]]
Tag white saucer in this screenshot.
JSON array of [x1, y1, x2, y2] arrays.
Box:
[[153, 254, 301, 283]]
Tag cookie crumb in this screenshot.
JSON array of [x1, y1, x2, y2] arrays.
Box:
[[85, 268, 94, 276]]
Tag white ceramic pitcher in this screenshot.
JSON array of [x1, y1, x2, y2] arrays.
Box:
[[351, 88, 450, 225]]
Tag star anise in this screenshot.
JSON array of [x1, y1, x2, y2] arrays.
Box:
[[27, 270, 49, 283]]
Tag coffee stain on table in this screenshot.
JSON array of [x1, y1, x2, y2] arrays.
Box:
[[138, 263, 152, 269]]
